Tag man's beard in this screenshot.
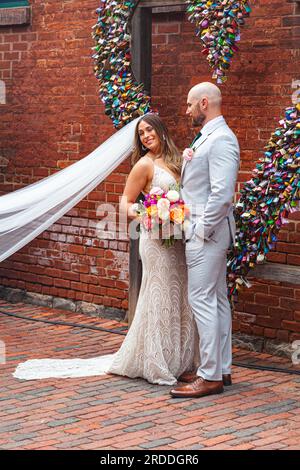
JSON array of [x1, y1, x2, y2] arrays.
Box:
[[192, 110, 206, 127]]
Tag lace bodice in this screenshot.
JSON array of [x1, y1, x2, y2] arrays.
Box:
[[142, 158, 178, 196], [151, 163, 177, 192]]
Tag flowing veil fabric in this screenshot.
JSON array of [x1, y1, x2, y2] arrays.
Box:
[[5, 119, 140, 380], [13, 354, 116, 380], [0, 117, 139, 263]]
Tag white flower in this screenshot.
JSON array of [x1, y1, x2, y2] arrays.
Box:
[[131, 203, 140, 214], [157, 198, 170, 221], [166, 190, 180, 203]]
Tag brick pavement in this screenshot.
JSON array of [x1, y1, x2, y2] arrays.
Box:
[[0, 300, 299, 450]]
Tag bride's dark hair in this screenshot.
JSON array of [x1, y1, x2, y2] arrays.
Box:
[[131, 114, 182, 175]]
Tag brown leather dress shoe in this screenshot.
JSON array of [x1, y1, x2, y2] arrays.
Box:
[[178, 372, 232, 386], [170, 377, 224, 398], [177, 371, 198, 383]]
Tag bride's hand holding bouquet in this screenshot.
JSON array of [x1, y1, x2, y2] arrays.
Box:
[[132, 184, 190, 247]]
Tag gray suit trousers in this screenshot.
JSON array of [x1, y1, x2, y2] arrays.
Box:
[[185, 218, 232, 381]]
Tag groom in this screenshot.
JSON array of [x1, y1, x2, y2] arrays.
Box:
[[171, 82, 240, 398]]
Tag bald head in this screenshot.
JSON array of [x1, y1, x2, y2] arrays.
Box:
[[189, 82, 222, 108], [186, 82, 222, 128]]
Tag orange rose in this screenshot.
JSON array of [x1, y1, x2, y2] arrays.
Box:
[[170, 206, 184, 224]]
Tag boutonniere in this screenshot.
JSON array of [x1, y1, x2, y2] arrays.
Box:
[[182, 131, 202, 162], [182, 147, 194, 162]]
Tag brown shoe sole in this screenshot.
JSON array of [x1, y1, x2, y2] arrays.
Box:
[[170, 386, 224, 399]]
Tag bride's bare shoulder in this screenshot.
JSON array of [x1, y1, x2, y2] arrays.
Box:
[[134, 156, 153, 169], [131, 156, 153, 175]]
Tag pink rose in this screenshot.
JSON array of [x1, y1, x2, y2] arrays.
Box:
[[183, 148, 194, 162], [150, 186, 164, 196]]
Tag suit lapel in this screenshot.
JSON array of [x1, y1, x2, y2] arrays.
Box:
[[181, 118, 227, 179], [181, 121, 227, 179], [181, 134, 208, 178], [193, 134, 208, 152], [181, 159, 188, 177]]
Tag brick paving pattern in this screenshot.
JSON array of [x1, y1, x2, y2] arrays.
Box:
[[0, 300, 299, 450]]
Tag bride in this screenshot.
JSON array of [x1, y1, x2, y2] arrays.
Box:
[[107, 113, 198, 385], [14, 114, 198, 385]]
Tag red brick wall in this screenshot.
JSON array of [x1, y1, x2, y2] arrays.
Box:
[[0, 0, 131, 311], [0, 0, 300, 341]]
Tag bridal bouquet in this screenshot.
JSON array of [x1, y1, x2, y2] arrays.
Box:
[[132, 184, 190, 247]]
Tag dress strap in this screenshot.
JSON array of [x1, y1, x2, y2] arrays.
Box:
[[141, 156, 155, 195], [143, 155, 154, 165]]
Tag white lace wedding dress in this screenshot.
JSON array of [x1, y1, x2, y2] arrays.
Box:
[[14, 164, 198, 385], [107, 164, 198, 385]]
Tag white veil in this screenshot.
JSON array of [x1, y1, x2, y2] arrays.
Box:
[[0, 117, 140, 263], [1, 116, 138, 381]]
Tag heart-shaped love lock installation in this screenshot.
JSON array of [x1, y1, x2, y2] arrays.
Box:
[[227, 104, 300, 298], [92, 0, 151, 129], [92, 0, 251, 129], [92, 1, 299, 297]]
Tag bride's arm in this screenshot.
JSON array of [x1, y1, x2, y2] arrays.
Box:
[[120, 159, 152, 219]]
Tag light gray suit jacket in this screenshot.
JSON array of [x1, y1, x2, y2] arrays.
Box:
[[181, 116, 240, 244]]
